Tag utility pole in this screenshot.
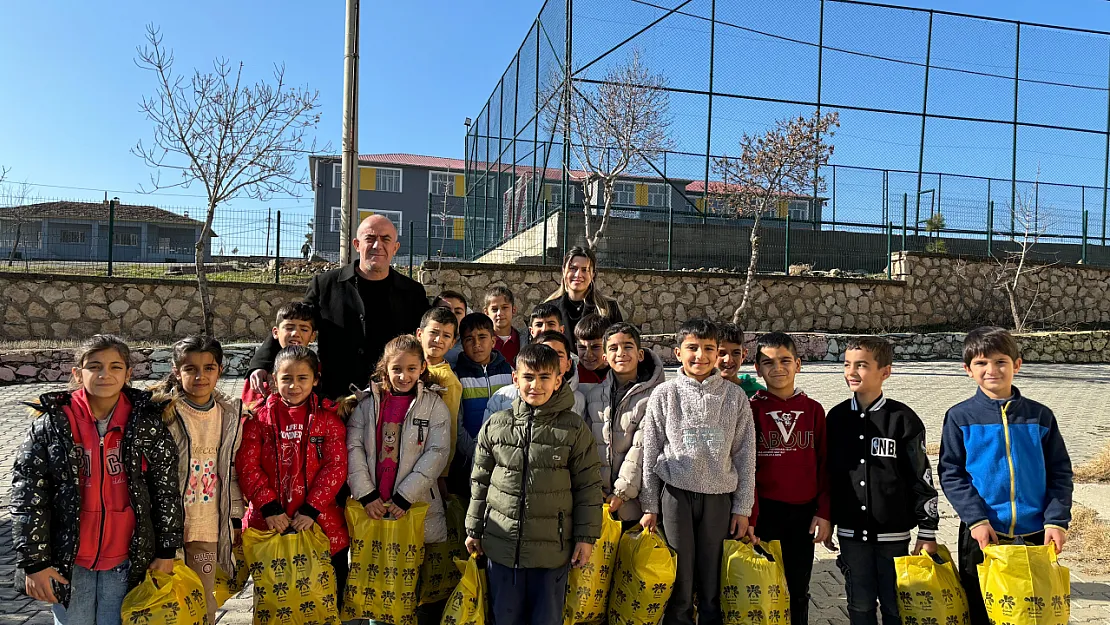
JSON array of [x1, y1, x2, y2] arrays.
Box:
[[340, 0, 361, 264]]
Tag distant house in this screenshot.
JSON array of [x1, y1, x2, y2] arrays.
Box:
[[0, 200, 213, 263]]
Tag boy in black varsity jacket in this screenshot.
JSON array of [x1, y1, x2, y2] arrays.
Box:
[[828, 337, 939, 625]]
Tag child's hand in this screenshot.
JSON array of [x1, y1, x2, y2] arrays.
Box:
[[746, 524, 760, 545], [810, 516, 832, 544], [1045, 527, 1067, 554], [639, 513, 658, 533], [250, 369, 272, 395], [266, 512, 291, 532], [607, 495, 623, 514], [970, 523, 999, 550], [571, 541, 594, 568], [387, 503, 407, 519], [465, 536, 483, 555], [913, 540, 938, 556], [290, 513, 315, 532], [25, 567, 67, 604], [365, 499, 388, 520], [148, 558, 175, 574], [823, 537, 838, 552], [729, 514, 749, 539]]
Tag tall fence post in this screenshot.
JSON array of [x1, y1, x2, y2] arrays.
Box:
[[886, 221, 893, 279], [1103, 40, 1110, 245], [1083, 210, 1089, 263], [784, 212, 791, 274], [408, 220, 414, 276], [1011, 23, 1021, 241], [702, 0, 716, 226], [831, 164, 836, 232], [107, 197, 117, 277], [915, 11, 934, 226], [426, 194, 433, 260], [813, 0, 824, 217], [274, 210, 281, 284], [902, 193, 908, 251], [541, 200, 549, 265], [987, 200, 994, 256]]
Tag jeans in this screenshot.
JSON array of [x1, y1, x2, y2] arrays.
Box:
[[659, 484, 732, 625], [487, 559, 569, 625], [836, 538, 908, 625], [755, 499, 817, 625], [51, 560, 130, 625]]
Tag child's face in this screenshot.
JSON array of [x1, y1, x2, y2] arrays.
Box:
[[272, 318, 316, 348], [674, 336, 717, 380], [73, 348, 131, 401], [529, 315, 563, 339], [605, 332, 643, 376], [717, 340, 747, 379], [417, 321, 456, 362], [539, 339, 573, 377], [439, 298, 467, 324], [174, 351, 222, 403], [513, 363, 561, 406], [755, 346, 801, 392], [577, 338, 605, 371], [275, 359, 317, 406], [486, 297, 515, 334], [964, 351, 1021, 399], [843, 348, 890, 397], [462, 328, 495, 365], [387, 351, 427, 394]]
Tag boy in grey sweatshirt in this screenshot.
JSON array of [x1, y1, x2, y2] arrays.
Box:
[[640, 318, 757, 625]]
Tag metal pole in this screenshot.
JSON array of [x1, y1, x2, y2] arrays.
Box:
[[340, 0, 360, 265], [987, 200, 994, 256], [533, 18, 541, 223], [887, 221, 893, 279], [409, 220, 414, 276], [264, 207, 271, 256], [936, 172, 942, 216], [667, 151, 674, 270], [915, 11, 933, 226], [542, 200, 549, 265], [1104, 40, 1110, 245], [1011, 23, 1021, 241], [426, 194, 432, 260], [784, 212, 791, 274], [274, 210, 281, 284], [107, 197, 117, 277], [495, 79, 505, 253], [831, 165, 836, 231], [702, 0, 716, 225], [882, 170, 888, 225], [902, 193, 908, 251], [1034, 178, 1039, 233], [1083, 210, 1089, 263], [813, 0, 825, 212], [562, 0, 573, 221]]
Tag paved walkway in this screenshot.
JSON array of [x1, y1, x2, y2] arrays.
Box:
[[0, 366, 1108, 624]]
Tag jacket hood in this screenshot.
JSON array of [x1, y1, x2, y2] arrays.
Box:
[[338, 380, 442, 420], [513, 381, 575, 419], [566, 353, 582, 392], [636, 349, 664, 386], [28, 386, 154, 418]]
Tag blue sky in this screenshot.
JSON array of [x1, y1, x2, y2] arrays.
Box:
[[2, 0, 1110, 249]]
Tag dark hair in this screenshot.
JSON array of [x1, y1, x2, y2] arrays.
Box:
[[154, 335, 224, 395], [675, 318, 719, 345], [434, 290, 468, 310], [846, 336, 894, 369], [273, 345, 320, 378], [574, 313, 609, 342], [604, 322, 642, 350], [755, 332, 798, 361], [718, 322, 745, 346], [70, 334, 132, 389], [420, 306, 459, 334], [459, 312, 495, 338], [275, 301, 317, 328], [962, 326, 1020, 366], [535, 330, 573, 356], [484, 285, 516, 309], [529, 302, 564, 326], [516, 343, 561, 373], [372, 334, 430, 390]]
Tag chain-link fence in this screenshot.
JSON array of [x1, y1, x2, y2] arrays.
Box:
[[462, 0, 1110, 273]]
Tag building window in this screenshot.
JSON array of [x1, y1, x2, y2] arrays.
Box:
[[788, 199, 810, 221], [375, 167, 402, 193], [331, 207, 342, 232], [430, 172, 456, 197], [358, 209, 405, 237], [647, 184, 669, 208], [547, 183, 562, 207], [60, 230, 86, 244], [430, 215, 459, 239], [333, 164, 342, 189], [113, 232, 139, 246], [612, 182, 636, 206]]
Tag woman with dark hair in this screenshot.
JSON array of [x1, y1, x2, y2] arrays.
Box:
[[544, 246, 624, 343]]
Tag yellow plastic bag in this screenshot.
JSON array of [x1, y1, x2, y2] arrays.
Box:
[[607, 527, 677, 625], [343, 498, 429, 623], [121, 559, 208, 625], [242, 525, 339, 625], [894, 544, 969, 625], [441, 555, 488, 625], [564, 504, 622, 625], [212, 542, 250, 608], [721, 539, 791, 625], [979, 542, 1070, 625], [420, 496, 468, 605]]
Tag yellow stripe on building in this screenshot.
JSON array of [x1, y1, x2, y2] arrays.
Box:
[[454, 175, 466, 197], [634, 183, 648, 206], [360, 167, 376, 191], [453, 217, 466, 240]]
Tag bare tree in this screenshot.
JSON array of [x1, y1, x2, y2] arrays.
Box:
[[712, 111, 839, 321], [544, 49, 674, 251], [1, 175, 36, 267], [992, 187, 1053, 332], [133, 24, 324, 336]]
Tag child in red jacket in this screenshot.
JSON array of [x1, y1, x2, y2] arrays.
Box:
[[236, 346, 349, 602], [750, 332, 830, 625]]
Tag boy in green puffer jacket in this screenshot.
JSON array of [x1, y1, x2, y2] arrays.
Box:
[[465, 343, 603, 625]]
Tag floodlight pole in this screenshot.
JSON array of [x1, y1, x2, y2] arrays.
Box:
[[340, 0, 360, 265]]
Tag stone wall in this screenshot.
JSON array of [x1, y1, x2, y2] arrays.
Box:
[[0, 344, 258, 385]]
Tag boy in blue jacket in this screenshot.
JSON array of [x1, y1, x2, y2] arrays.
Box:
[[938, 327, 1072, 625]]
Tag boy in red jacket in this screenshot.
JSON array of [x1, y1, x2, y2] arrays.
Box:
[[749, 332, 830, 625]]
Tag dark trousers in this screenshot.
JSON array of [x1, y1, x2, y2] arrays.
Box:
[[660, 484, 732, 625], [836, 538, 908, 625], [487, 560, 569, 625], [957, 522, 1045, 625], [332, 547, 350, 612], [755, 499, 816, 625], [417, 599, 448, 625]]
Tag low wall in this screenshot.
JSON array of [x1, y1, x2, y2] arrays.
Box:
[[0, 344, 258, 385]]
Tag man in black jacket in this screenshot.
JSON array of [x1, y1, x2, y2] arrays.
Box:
[[247, 214, 429, 399]]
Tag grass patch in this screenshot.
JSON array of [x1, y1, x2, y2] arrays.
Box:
[[1075, 442, 1110, 483], [1066, 505, 1110, 574]]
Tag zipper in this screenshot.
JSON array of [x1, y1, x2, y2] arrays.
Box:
[[558, 511, 565, 551], [1001, 401, 1018, 536], [514, 411, 534, 568], [91, 434, 108, 569]]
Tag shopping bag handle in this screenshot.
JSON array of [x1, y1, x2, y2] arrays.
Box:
[[752, 542, 776, 563], [928, 552, 946, 565]]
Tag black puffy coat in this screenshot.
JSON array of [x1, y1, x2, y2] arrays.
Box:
[[10, 387, 184, 606]]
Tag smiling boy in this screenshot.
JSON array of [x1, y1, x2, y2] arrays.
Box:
[[417, 306, 463, 497], [485, 286, 523, 367], [528, 303, 566, 341], [242, 302, 318, 407], [716, 322, 764, 398], [451, 313, 513, 495], [939, 327, 1072, 625]]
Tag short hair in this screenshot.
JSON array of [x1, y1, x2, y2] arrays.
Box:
[[963, 326, 1020, 366], [530, 302, 564, 326], [459, 312, 495, 338], [718, 322, 745, 346], [516, 343, 560, 373], [420, 306, 459, 334], [755, 332, 798, 361], [845, 336, 894, 369], [574, 313, 609, 342], [536, 330, 573, 356], [603, 322, 641, 350], [434, 290, 468, 309], [675, 318, 719, 345], [483, 285, 516, 309], [276, 302, 317, 328]]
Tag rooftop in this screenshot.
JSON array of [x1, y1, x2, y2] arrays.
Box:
[[0, 201, 208, 228]]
